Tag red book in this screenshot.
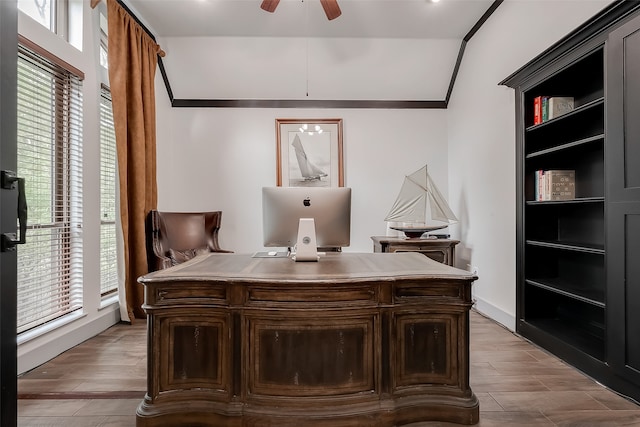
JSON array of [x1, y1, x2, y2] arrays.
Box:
[[533, 96, 542, 125]]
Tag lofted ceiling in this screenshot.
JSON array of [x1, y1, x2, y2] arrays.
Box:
[[122, 0, 501, 106], [126, 0, 497, 39]]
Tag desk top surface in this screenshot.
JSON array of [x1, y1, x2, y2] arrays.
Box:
[[139, 252, 476, 284]]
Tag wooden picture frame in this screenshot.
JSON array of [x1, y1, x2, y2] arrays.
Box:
[[276, 118, 344, 187]]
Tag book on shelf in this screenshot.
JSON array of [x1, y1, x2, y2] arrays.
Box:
[[532, 96, 574, 125], [535, 169, 576, 201], [548, 97, 575, 120], [535, 170, 543, 200], [533, 96, 542, 125], [541, 96, 549, 122]]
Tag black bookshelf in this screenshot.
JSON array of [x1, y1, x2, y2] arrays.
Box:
[[520, 46, 606, 363], [502, 1, 640, 404]]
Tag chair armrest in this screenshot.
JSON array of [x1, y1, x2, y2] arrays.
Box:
[[153, 255, 173, 270], [212, 248, 234, 253]]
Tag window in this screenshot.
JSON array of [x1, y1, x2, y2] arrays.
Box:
[[99, 86, 118, 298], [18, 0, 57, 32], [18, 0, 71, 36], [18, 0, 82, 49], [99, 9, 109, 69], [16, 41, 83, 334]]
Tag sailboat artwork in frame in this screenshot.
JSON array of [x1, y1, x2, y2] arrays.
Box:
[[276, 118, 344, 187], [385, 165, 458, 238]]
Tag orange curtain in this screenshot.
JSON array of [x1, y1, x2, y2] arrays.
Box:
[[107, 0, 161, 320]]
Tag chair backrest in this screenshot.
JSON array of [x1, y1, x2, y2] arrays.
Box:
[[146, 210, 229, 271]]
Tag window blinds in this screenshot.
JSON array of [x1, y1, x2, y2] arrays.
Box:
[[16, 44, 84, 334], [99, 86, 118, 298]]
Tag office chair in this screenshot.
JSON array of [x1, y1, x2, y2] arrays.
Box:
[[146, 210, 232, 271]]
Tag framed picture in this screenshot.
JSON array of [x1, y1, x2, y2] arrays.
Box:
[[276, 118, 344, 187]]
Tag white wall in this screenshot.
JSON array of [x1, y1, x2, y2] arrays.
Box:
[[447, 0, 612, 330], [155, 93, 450, 253], [155, 34, 460, 248]]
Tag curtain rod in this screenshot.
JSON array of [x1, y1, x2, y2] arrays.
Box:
[[91, 0, 166, 57]]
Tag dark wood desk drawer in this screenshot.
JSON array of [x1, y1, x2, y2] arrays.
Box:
[[150, 283, 229, 306], [247, 285, 377, 306]]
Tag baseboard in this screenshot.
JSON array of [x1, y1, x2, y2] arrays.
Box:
[[18, 305, 121, 375], [472, 295, 516, 332]]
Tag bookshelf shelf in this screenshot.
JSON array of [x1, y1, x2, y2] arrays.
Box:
[[525, 196, 604, 205], [524, 99, 604, 155], [525, 278, 605, 308], [525, 240, 604, 254], [502, 1, 640, 402], [524, 97, 604, 132], [523, 317, 604, 361], [526, 134, 604, 159]]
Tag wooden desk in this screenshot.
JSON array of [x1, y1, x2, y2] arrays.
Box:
[[371, 236, 460, 266], [136, 252, 478, 426]]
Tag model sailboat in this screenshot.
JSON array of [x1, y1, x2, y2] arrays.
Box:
[[292, 134, 328, 181], [384, 165, 458, 238]]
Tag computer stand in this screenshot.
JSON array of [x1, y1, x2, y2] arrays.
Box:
[[291, 218, 319, 262]]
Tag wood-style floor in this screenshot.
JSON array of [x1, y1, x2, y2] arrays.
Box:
[[17, 310, 640, 426]]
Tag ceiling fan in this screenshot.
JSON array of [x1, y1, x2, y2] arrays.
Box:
[[260, 0, 342, 21]]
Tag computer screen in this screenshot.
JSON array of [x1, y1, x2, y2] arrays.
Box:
[[262, 186, 351, 248]]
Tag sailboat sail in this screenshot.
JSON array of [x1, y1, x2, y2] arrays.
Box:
[[292, 134, 327, 180], [384, 175, 427, 223], [384, 165, 458, 226], [426, 169, 458, 224]]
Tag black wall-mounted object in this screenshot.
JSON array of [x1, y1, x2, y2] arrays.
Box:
[[501, 0, 640, 404]]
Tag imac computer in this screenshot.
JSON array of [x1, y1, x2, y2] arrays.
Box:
[[262, 187, 351, 261]]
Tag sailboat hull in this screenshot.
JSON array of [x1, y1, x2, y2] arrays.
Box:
[[390, 224, 448, 238]]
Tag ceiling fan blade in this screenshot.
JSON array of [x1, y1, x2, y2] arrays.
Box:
[[260, 0, 280, 13], [320, 0, 341, 20]]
